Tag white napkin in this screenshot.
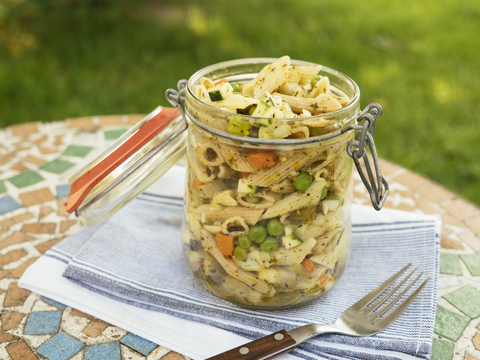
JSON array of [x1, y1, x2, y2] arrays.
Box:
[[20, 165, 440, 360]]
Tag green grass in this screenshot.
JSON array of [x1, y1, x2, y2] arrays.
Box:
[[1, 0, 480, 205]]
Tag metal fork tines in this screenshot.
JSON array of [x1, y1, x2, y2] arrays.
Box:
[[339, 263, 431, 335]]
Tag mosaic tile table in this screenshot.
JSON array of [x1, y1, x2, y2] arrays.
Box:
[[0, 114, 479, 360]]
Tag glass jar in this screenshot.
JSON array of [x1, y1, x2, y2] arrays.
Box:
[[68, 57, 388, 309], [175, 58, 386, 308]]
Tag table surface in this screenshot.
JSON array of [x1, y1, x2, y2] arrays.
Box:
[[0, 114, 479, 360]]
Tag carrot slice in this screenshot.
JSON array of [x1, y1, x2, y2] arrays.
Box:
[[192, 178, 205, 190], [241, 172, 251, 178], [214, 78, 229, 85], [301, 258, 315, 272], [215, 233, 235, 260], [246, 152, 278, 170], [319, 273, 330, 287]]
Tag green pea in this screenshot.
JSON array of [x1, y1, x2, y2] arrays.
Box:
[[228, 118, 252, 136], [292, 172, 313, 191], [267, 218, 284, 236], [309, 127, 325, 137], [245, 195, 261, 204], [249, 225, 267, 243], [326, 192, 341, 200], [257, 219, 269, 228], [234, 246, 248, 261], [238, 235, 252, 248], [231, 83, 241, 92], [260, 236, 278, 253]]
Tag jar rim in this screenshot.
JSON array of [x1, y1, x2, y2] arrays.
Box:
[[186, 57, 360, 122]]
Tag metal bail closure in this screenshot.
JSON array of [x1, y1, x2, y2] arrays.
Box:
[[347, 103, 389, 210], [166, 79, 188, 121]]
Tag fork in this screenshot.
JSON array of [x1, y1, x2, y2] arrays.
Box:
[[206, 263, 431, 360]]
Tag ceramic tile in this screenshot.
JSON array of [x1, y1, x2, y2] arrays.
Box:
[[391, 171, 429, 189], [460, 255, 480, 276], [4, 282, 31, 307], [0, 180, 6, 194], [473, 334, 480, 351], [24, 311, 62, 335], [22, 155, 47, 166], [19, 188, 56, 207], [41, 297, 67, 310], [5, 339, 38, 360], [443, 286, 480, 318], [0, 232, 34, 250], [38, 146, 57, 155], [104, 129, 128, 140], [82, 319, 110, 338], [62, 145, 93, 157], [431, 338, 455, 360], [39, 206, 54, 219], [416, 183, 456, 203], [442, 198, 480, 220], [10, 257, 38, 278], [37, 332, 85, 360], [85, 342, 121, 360], [9, 123, 39, 136], [67, 117, 95, 129], [0, 196, 23, 215], [440, 236, 464, 250], [70, 309, 93, 320], [459, 232, 480, 253], [8, 170, 44, 188], [97, 115, 125, 127], [35, 237, 64, 254], [466, 217, 480, 235], [440, 253, 463, 276], [0, 212, 34, 229], [9, 161, 28, 171], [0, 332, 18, 344], [2, 311, 25, 331], [0, 249, 28, 266], [0, 269, 9, 280], [120, 333, 157, 356], [40, 158, 76, 174], [434, 306, 470, 341], [464, 352, 479, 360], [162, 352, 184, 360], [22, 222, 56, 234], [56, 184, 71, 199]]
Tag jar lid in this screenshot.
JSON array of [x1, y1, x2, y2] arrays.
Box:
[[65, 106, 187, 225]]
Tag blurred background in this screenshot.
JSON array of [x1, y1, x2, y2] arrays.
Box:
[[1, 0, 479, 205]]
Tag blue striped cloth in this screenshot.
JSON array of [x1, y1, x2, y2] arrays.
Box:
[[47, 181, 440, 360]]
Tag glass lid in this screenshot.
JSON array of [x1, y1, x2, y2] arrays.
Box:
[[65, 106, 187, 226]]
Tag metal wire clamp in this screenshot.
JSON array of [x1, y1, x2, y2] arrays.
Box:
[[347, 103, 389, 210]]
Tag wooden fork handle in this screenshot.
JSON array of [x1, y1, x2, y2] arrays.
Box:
[[206, 329, 296, 360]]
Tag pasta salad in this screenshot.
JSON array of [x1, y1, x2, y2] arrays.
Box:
[[183, 56, 355, 307]]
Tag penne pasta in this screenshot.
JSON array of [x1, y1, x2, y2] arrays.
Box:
[[243, 56, 290, 99], [200, 229, 270, 293], [275, 92, 343, 115], [192, 205, 264, 225], [261, 178, 326, 219]]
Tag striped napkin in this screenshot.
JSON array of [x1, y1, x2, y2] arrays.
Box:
[[20, 165, 440, 360]]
